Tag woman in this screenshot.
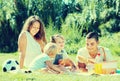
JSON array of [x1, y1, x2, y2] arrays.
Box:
[[18, 15, 47, 69], [76, 32, 113, 71]]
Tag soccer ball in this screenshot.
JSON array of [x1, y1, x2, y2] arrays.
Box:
[[2, 59, 19, 72]]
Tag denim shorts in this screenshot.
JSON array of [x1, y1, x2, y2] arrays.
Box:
[[53, 54, 63, 65]]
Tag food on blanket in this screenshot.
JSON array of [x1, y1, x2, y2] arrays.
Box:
[[94, 61, 117, 74], [58, 58, 76, 71], [102, 68, 116, 74], [102, 61, 117, 74]]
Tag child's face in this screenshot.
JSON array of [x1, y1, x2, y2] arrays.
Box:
[[55, 37, 65, 51], [86, 38, 99, 53]]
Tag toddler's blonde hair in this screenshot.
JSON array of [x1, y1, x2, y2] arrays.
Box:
[[44, 43, 58, 56]]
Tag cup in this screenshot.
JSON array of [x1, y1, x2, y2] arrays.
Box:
[[94, 63, 102, 74], [86, 63, 94, 73]]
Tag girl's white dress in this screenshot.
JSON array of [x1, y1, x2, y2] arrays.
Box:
[[76, 46, 113, 63]]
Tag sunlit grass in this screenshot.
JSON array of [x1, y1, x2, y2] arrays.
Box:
[[0, 31, 120, 81], [0, 53, 120, 81]]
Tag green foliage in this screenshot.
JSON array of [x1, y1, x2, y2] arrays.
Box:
[[61, 13, 86, 54], [45, 17, 59, 42], [0, 0, 120, 52], [0, 0, 18, 52], [100, 32, 120, 56]]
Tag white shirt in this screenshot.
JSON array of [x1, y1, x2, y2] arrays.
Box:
[[76, 46, 113, 63]]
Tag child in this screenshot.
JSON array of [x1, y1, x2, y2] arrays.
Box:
[[50, 34, 77, 71], [29, 43, 64, 74]]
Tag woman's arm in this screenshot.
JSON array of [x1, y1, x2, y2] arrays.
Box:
[[18, 33, 27, 69], [45, 60, 63, 74]]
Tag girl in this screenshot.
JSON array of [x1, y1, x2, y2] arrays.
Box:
[[50, 34, 77, 71]]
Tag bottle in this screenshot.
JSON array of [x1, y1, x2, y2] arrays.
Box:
[[95, 53, 102, 63], [94, 53, 102, 74]]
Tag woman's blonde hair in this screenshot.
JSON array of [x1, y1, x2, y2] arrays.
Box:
[[44, 43, 58, 56]]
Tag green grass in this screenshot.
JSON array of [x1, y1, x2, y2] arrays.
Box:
[[0, 53, 120, 81]]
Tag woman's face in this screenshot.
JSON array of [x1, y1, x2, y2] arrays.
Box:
[[30, 21, 40, 36], [86, 38, 99, 53], [55, 37, 65, 51]]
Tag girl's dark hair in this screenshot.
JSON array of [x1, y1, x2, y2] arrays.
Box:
[[51, 36, 56, 43], [86, 32, 99, 41]]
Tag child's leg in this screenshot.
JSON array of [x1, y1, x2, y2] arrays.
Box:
[[46, 67, 60, 74]]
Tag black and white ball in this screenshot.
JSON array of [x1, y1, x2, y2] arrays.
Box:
[[2, 59, 19, 72]]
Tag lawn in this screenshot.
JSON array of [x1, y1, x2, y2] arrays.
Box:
[[0, 53, 120, 81]]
